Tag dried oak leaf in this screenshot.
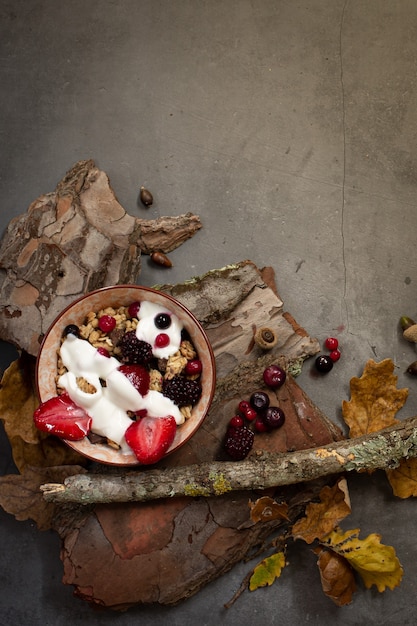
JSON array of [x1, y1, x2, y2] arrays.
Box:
[[341, 359, 408, 438], [0, 464, 86, 530], [314, 546, 357, 606], [386, 458, 417, 498], [0, 352, 39, 444], [292, 478, 351, 544], [0, 355, 85, 472], [249, 496, 289, 523], [249, 552, 286, 591], [322, 528, 403, 593]]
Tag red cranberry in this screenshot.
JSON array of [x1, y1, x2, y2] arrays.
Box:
[[185, 359, 203, 376], [254, 416, 269, 432], [128, 301, 141, 318], [98, 315, 116, 333], [97, 347, 110, 358], [230, 415, 244, 428], [155, 333, 170, 348], [325, 337, 339, 351], [329, 349, 341, 362]]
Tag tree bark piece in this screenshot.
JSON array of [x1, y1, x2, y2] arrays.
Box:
[[0, 160, 201, 355], [41, 415, 417, 505]]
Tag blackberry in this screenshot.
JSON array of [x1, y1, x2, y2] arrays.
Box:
[[224, 426, 254, 460], [119, 331, 153, 365], [162, 376, 202, 406]]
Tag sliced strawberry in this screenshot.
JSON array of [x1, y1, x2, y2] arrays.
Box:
[[33, 393, 92, 440], [125, 415, 177, 464], [118, 364, 150, 396]]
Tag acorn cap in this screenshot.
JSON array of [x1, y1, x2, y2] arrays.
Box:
[[254, 327, 278, 350], [403, 324, 417, 343]]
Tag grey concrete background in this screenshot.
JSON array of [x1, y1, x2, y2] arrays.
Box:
[[1, 1, 417, 624]]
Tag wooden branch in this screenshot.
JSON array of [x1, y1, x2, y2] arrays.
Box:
[[41, 415, 417, 505]]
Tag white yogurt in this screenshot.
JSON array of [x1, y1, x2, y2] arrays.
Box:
[[58, 331, 184, 454], [135, 301, 183, 359]]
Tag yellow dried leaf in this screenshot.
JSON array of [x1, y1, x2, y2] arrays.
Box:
[[292, 478, 351, 544], [386, 457, 417, 498], [323, 528, 403, 592], [249, 552, 286, 591], [341, 359, 408, 438], [0, 465, 86, 530], [315, 547, 357, 606], [249, 496, 289, 523]]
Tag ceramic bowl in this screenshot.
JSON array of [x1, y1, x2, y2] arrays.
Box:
[[36, 285, 216, 466]]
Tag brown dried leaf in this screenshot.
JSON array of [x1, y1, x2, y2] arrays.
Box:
[[0, 354, 86, 472], [0, 465, 86, 530], [0, 353, 39, 444], [292, 478, 351, 544], [315, 547, 356, 606], [249, 496, 289, 523], [386, 458, 417, 498], [341, 359, 408, 438]]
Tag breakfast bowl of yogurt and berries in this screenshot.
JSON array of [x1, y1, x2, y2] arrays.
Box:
[[34, 285, 216, 466]]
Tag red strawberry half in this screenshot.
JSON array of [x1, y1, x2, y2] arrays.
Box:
[[33, 393, 92, 440], [118, 364, 150, 396], [125, 415, 177, 464]]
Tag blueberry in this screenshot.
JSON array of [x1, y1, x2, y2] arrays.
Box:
[[249, 391, 270, 412], [315, 354, 334, 374], [154, 313, 171, 329], [63, 324, 80, 337], [263, 406, 285, 429]]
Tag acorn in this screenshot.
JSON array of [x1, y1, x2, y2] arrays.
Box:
[[400, 316, 416, 332], [139, 186, 153, 207], [406, 361, 417, 376], [151, 251, 172, 267]]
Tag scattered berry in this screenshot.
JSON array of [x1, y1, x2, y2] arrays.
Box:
[[98, 315, 116, 333], [128, 301, 141, 318], [329, 349, 341, 362], [162, 376, 202, 406], [249, 391, 270, 412], [324, 337, 339, 351], [97, 347, 110, 358], [230, 415, 244, 428], [154, 313, 172, 329], [244, 407, 258, 421], [155, 333, 170, 348], [254, 416, 269, 432], [63, 324, 80, 337], [263, 406, 285, 429], [314, 354, 334, 374], [119, 331, 153, 365], [238, 400, 251, 414], [263, 364, 286, 389], [224, 425, 254, 460], [125, 415, 177, 464], [185, 359, 203, 376]]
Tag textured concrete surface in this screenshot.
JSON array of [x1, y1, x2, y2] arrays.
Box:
[[1, 1, 417, 624]]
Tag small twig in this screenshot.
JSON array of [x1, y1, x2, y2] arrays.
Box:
[[41, 415, 417, 505]]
